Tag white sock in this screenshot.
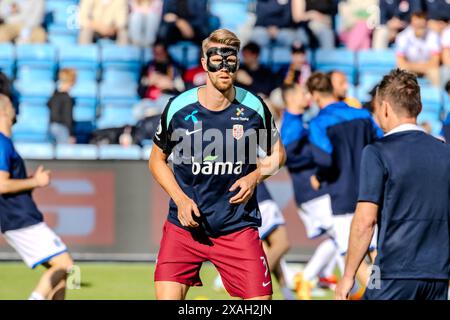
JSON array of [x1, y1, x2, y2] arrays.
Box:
[[28, 292, 45, 300], [279, 259, 296, 289], [303, 238, 337, 281], [320, 254, 337, 278]]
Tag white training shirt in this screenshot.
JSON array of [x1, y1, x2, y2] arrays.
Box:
[[441, 25, 450, 49], [395, 26, 441, 62]]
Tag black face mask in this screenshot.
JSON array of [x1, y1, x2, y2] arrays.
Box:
[[206, 47, 239, 73]]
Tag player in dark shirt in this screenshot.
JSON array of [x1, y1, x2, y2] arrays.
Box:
[[149, 29, 286, 300], [336, 69, 450, 300]]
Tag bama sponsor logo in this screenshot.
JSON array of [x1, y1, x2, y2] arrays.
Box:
[[191, 155, 243, 175]]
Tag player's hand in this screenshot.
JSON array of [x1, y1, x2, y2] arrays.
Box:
[[310, 175, 320, 191], [335, 275, 354, 300], [175, 196, 201, 228], [229, 172, 259, 204], [33, 165, 51, 188]]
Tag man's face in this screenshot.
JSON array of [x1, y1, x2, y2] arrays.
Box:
[[0, 100, 16, 127], [411, 16, 427, 38], [201, 43, 239, 92], [331, 72, 348, 100], [153, 44, 168, 63], [242, 49, 258, 66], [291, 52, 306, 68]]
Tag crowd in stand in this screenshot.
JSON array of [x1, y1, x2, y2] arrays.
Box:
[[0, 0, 450, 146]]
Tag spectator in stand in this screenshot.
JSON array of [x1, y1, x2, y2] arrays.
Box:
[[372, 0, 422, 49], [137, 42, 185, 110], [128, 0, 163, 47], [235, 42, 277, 98], [0, 71, 19, 114], [440, 21, 450, 87], [291, 0, 336, 49], [327, 70, 361, 108], [157, 0, 209, 46], [0, 0, 46, 43], [338, 0, 378, 51], [183, 57, 207, 90], [78, 0, 128, 45], [251, 0, 308, 47], [422, 0, 450, 34], [395, 11, 441, 86], [47, 69, 77, 145]]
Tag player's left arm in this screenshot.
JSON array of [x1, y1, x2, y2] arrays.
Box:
[[229, 101, 286, 204], [335, 145, 384, 300]]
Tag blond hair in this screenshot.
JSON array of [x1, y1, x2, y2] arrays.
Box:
[[202, 29, 241, 57], [58, 68, 77, 85]]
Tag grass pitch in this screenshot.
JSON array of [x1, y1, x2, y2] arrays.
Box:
[[0, 262, 334, 300]]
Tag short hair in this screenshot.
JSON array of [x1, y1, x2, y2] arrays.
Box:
[[58, 68, 77, 84], [411, 11, 428, 21], [376, 68, 422, 117], [242, 41, 261, 55], [280, 83, 297, 103], [306, 72, 334, 95], [202, 29, 241, 57]]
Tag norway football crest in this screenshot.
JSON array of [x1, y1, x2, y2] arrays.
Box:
[[232, 124, 244, 140]]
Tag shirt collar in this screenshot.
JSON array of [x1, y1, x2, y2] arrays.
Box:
[[384, 123, 425, 137]]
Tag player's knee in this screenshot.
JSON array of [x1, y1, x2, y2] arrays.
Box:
[[48, 253, 74, 272]]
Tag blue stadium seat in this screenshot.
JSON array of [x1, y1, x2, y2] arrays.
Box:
[[46, 0, 78, 27], [210, 0, 250, 33], [417, 110, 442, 136], [357, 49, 396, 77], [16, 66, 55, 82], [12, 104, 50, 142], [102, 69, 139, 84], [0, 43, 15, 78], [14, 80, 55, 105], [70, 80, 98, 106], [59, 44, 100, 73], [73, 104, 97, 122], [48, 32, 78, 48], [16, 44, 57, 71], [99, 145, 142, 160], [99, 82, 139, 106], [420, 86, 442, 113], [356, 73, 383, 102], [314, 49, 356, 84], [55, 144, 99, 160], [96, 105, 136, 129], [14, 142, 54, 159], [101, 45, 142, 73], [443, 92, 450, 112], [168, 42, 201, 69], [141, 144, 153, 160], [142, 48, 154, 63]]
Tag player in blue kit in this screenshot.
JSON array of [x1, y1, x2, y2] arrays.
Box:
[[336, 69, 450, 300], [0, 94, 74, 300], [149, 29, 286, 300]]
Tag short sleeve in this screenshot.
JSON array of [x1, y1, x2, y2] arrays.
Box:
[[358, 145, 386, 205], [153, 99, 175, 155], [0, 138, 13, 172], [427, 31, 441, 55], [395, 31, 407, 57], [442, 28, 450, 49], [258, 98, 280, 156]]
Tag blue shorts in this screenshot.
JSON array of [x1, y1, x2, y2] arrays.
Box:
[[363, 278, 449, 300]]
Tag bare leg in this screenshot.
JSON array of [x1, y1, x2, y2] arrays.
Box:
[[263, 226, 290, 271], [32, 252, 74, 300], [155, 281, 190, 300]]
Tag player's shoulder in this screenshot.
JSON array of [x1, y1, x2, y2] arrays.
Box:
[[234, 86, 267, 113], [0, 133, 13, 149], [162, 87, 200, 123]]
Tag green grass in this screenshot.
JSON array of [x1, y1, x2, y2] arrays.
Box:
[[0, 262, 333, 300]]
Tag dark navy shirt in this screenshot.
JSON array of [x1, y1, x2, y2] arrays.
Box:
[[256, 181, 273, 203], [309, 102, 381, 215], [153, 86, 279, 237], [359, 127, 450, 279], [379, 0, 423, 24], [423, 0, 450, 21], [281, 111, 327, 205], [0, 133, 43, 233]]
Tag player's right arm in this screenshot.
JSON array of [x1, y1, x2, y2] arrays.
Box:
[[0, 165, 50, 194], [148, 102, 200, 228]]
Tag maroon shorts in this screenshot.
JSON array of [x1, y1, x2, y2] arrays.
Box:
[[154, 221, 273, 299]]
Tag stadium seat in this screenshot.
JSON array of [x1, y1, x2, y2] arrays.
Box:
[[417, 110, 441, 136], [14, 80, 55, 105], [356, 73, 383, 103], [73, 104, 97, 122], [16, 66, 55, 82], [12, 104, 50, 142], [314, 49, 356, 84], [55, 144, 99, 160], [71, 80, 98, 106], [210, 0, 250, 34], [0, 43, 15, 78], [101, 45, 142, 73], [443, 92, 450, 113], [14, 142, 54, 159], [420, 86, 442, 113], [102, 69, 139, 84], [99, 82, 139, 106], [141, 144, 152, 160], [59, 45, 100, 76], [96, 105, 136, 129], [357, 49, 396, 77], [48, 32, 78, 48], [46, 0, 78, 27], [98, 145, 142, 160], [168, 42, 201, 69], [16, 44, 57, 71]]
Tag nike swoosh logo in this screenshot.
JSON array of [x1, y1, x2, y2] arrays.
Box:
[[262, 281, 271, 287], [186, 129, 202, 136]]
